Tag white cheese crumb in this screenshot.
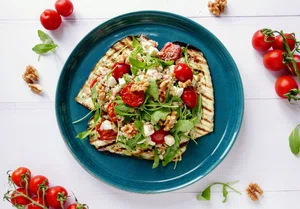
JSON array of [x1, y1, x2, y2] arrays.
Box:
[[164, 134, 175, 146], [173, 86, 184, 97], [148, 46, 159, 57], [168, 65, 175, 73], [107, 76, 117, 87], [118, 78, 126, 87], [100, 120, 115, 131], [145, 136, 156, 146], [143, 124, 155, 136]]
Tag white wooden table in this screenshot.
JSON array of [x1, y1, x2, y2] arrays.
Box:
[[1, 0, 300, 208]]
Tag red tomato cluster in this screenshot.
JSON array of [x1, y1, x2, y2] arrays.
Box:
[[9, 167, 86, 209], [40, 0, 74, 30], [252, 30, 299, 99]]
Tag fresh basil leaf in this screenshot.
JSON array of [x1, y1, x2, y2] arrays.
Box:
[[222, 185, 228, 203], [289, 124, 300, 155], [129, 57, 146, 69], [174, 120, 194, 133], [148, 80, 159, 101], [76, 129, 92, 139], [152, 148, 160, 169], [197, 186, 211, 201], [134, 120, 143, 132], [151, 108, 170, 123], [38, 30, 54, 44], [162, 134, 180, 166], [32, 44, 58, 55]]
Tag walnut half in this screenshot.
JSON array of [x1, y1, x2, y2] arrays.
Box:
[[208, 0, 227, 16], [28, 84, 42, 95], [22, 65, 39, 84], [246, 183, 263, 201]]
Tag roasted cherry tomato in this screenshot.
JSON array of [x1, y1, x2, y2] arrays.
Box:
[[11, 188, 30, 206], [174, 63, 193, 82], [112, 63, 131, 80], [90, 77, 98, 89], [159, 42, 182, 61], [150, 128, 169, 144], [252, 30, 275, 51], [28, 196, 48, 209], [11, 167, 31, 188], [67, 203, 87, 209], [29, 175, 49, 196], [55, 0, 74, 17], [272, 33, 295, 51], [96, 121, 118, 141], [46, 186, 68, 209], [284, 54, 300, 76], [263, 50, 285, 71], [181, 87, 198, 109], [275, 76, 298, 98], [40, 9, 62, 30], [107, 102, 117, 122], [120, 83, 145, 107]]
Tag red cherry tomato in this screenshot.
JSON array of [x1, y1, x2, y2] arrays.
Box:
[[181, 87, 198, 109], [67, 203, 87, 209], [263, 50, 285, 71], [284, 54, 300, 76], [120, 83, 145, 107], [159, 42, 182, 61], [11, 188, 30, 206], [90, 77, 98, 89], [96, 121, 118, 141], [29, 175, 49, 196], [150, 128, 169, 144], [107, 102, 117, 122], [252, 30, 275, 51], [55, 0, 74, 17], [46, 186, 68, 209], [40, 9, 62, 30], [272, 33, 295, 51], [112, 63, 131, 80], [275, 76, 298, 98], [11, 167, 31, 188], [28, 196, 48, 209], [174, 63, 193, 82]]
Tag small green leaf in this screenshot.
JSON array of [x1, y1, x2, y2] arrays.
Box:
[[174, 120, 194, 133], [32, 44, 58, 55], [130, 66, 139, 76], [94, 107, 100, 123], [222, 185, 228, 203], [191, 94, 202, 125], [148, 80, 159, 101], [151, 108, 170, 123], [289, 124, 300, 155], [126, 133, 144, 148], [38, 30, 54, 44], [72, 110, 94, 124], [134, 120, 143, 132], [129, 57, 146, 69], [76, 129, 92, 139], [152, 148, 160, 169], [197, 186, 211, 201], [162, 134, 180, 166]]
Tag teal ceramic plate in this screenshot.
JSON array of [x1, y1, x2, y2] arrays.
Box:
[[56, 11, 244, 193]]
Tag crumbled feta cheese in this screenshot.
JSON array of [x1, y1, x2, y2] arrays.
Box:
[[107, 75, 117, 87], [135, 74, 145, 81], [100, 120, 114, 130], [173, 86, 184, 97], [118, 78, 126, 87], [144, 124, 154, 136], [145, 136, 156, 146], [148, 46, 159, 57], [146, 68, 162, 80], [168, 65, 175, 73], [146, 68, 157, 76], [164, 134, 175, 146]]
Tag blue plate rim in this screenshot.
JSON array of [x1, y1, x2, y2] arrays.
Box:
[[55, 10, 244, 194]]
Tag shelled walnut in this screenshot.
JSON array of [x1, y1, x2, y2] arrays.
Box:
[[208, 0, 227, 16], [246, 183, 263, 201]]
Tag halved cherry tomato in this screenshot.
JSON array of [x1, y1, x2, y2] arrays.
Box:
[[181, 87, 198, 109], [284, 54, 300, 76], [40, 9, 62, 30], [159, 42, 182, 61], [275, 76, 298, 98], [55, 0, 74, 17], [174, 63, 193, 82], [252, 30, 275, 51], [272, 33, 295, 51], [11, 167, 31, 188], [120, 83, 145, 107], [67, 203, 87, 209], [150, 128, 169, 144], [90, 77, 98, 88], [96, 121, 117, 141], [11, 188, 30, 206], [112, 63, 130, 80], [46, 186, 68, 209], [107, 102, 117, 122], [28, 196, 48, 209], [29, 175, 49, 196], [263, 50, 285, 71]]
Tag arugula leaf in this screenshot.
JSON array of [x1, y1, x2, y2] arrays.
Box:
[[152, 148, 160, 169], [132, 36, 140, 48], [129, 57, 146, 69], [38, 30, 54, 44], [197, 181, 241, 203], [182, 46, 192, 68], [130, 66, 139, 76], [134, 120, 143, 132], [72, 110, 94, 124], [289, 124, 300, 155], [151, 108, 170, 123], [148, 80, 159, 101], [94, 106, 100, 123], [173, 120, 194, 133], [76, 129, 92, 139], [32, 44, 58, 54], [191, 94, 202, 125], [162, 134, 181, 166], [126, 133, 144, 148]]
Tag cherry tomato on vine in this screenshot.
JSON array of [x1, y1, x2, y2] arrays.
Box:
[[272, 33, 295, 51], [29, 175, 49, 196], [159, 42, 182, 61], [275, 76, 298, 98], [11, 167, 31, 188], [96, 121, 118, 141], [46, 186, 68, 209], [40, 9, 62, 30], [120, 83, 145, 107], [150, 128, 169, 144], [181, 87, 198, 109], [11, 188, 30, 206], [107, 102, 117, 122], [263, 50, 285, 71], [28, 196, 48, 209], [252, 30, 275, 51], [67, 203, 87, 209], [174, 63, 193, 82], [55, 0, 74, 17], [112, 63, 131, 80], [284, 54, 300, 76]]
